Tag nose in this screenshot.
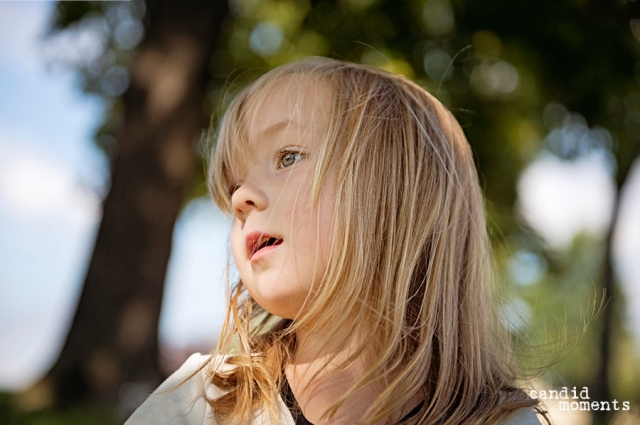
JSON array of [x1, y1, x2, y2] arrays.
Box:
[[231, 181, 268, 222]]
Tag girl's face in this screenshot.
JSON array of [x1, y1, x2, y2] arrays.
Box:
[[229, 78, 335, 319]]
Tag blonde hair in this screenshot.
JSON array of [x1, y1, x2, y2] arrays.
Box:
[[206, 57, 540, 424]]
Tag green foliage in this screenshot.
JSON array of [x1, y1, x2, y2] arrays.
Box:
[[502, 231, 640, 405], [513, 235, 605, 376], [0, 393, 117, 425]]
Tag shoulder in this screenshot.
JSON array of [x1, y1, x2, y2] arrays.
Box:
[[124, 353, 226, 425], [493, 407, 544, 425], [124, 353, 296, 425]]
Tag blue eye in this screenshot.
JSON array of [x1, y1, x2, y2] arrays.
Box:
[[278, 150, 304, 168]]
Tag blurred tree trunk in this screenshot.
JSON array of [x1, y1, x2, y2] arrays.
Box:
[[592, 150, 640, 425], [42, 0, 228, 408], [591, 192, 617, 425]]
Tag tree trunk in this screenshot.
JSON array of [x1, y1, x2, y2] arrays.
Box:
[[591, 186, 619, 425], [42, 0, 228, 410], [591, 148, 640, 425]]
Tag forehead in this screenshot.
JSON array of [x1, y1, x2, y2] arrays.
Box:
[[242, 75, 332, 145]]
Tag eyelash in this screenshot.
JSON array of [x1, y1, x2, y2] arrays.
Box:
[[228, 149, 306, 197], [275, 148, 305, 169]]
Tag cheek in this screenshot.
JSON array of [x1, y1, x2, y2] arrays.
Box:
[[317, 184, 337, 245], [298, 197, 336, 267], [230, 221, 245, 267]]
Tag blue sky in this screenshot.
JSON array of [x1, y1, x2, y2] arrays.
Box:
[[0, 2, 229, 389], [0, 1, 638, 393]]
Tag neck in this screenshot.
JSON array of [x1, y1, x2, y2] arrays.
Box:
[[284, 326, 424, 425]]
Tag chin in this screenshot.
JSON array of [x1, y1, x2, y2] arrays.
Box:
[[253, 295, 304, 320]]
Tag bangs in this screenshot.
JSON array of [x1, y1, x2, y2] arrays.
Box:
[[209, 75, 285, 213], [209, 91, 250, 214]]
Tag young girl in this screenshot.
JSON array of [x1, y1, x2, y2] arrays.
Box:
[[126, 58, 545, 425]]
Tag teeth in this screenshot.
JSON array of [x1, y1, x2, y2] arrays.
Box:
[[256, 237, 280, 251]]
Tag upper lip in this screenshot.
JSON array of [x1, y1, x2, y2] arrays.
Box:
[[245, 231, 283, 259]]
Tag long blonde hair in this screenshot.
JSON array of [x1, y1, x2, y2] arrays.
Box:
[[206, 57, 540, 424]]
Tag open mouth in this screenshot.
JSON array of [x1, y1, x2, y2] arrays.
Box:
[[254, 236, 282, 253], [247, 232, 283, 259]]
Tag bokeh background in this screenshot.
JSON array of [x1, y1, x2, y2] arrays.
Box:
[[1, 0, 639, 424]]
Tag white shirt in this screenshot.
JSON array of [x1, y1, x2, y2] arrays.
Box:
[[125, 353, 542, 425]]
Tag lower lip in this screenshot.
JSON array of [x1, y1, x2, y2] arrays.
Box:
[[250, 243, 282, 263]]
